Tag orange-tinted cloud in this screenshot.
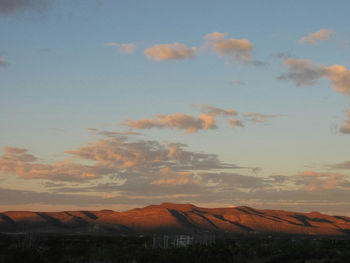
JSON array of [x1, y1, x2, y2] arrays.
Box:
[[150, 168, 199, 186], [106, 42, 136, 54], [0, 58, 9, 67], [122, 104, 244, 133], [192, 104, 238, 117], [0, 132, 241, 183], [203, 32, 253, 62], [122, 105, 284, 132], [299, 29, 332, 44], [279, 58, 323, 86], [243, 112, 282, 124], [122, 113, 217, 133], [0, 147, 107, 181], [204, 32, 227, 41], [296, 171, 346, 191], [144, 43, 196, 61], [279, 58, 350, 96], [65, 137, 237, 172], [322, 64, 350, 96], [227, 118, 244, 129], [340, 106, 350, 134]]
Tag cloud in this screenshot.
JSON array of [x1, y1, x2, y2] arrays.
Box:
[[123, 105, 283, 132], [0, 131, 243, 184], [2, 143, 350, 214], [203, 32, 253, 62], [340, 106, 350, 134], [296, 171, 346, 191], [204, 32, 227, 41], [243, 112, 282, 124], [122, 113, 217, 133], [0, 146, 111, 181], [192, 104, 238, 117], [0, 58, 9, 67], [65, 137, 238, 172], [271, 51, 294, 59], [278, 58, 324, 86], [87, 128, 142, 137], [279, 58, 350, 96], [328, 160, 350, 169], [150, 168, 199, 186], [322, 64, 350, 96], [106, 42, 136, 54], [299, 29, 332, 44], [198, 172, 264, 189], [227, 118, 244, 129], [0, 0, 51, 15], [232, 77, 245, 86], [122, 105, 244, 133], [144, 43, 196, 61]]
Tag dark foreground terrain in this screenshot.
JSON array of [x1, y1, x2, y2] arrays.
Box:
[[0, 233, 350, 263]]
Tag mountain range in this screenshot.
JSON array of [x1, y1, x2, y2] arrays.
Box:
[[1, 203, 349, 236]]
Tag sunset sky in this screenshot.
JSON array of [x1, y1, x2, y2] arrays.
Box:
[[1, 0, 350, 215]]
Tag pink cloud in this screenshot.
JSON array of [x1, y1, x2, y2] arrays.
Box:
[[144, 43, 196, 61], [299, 29, 332, 44]]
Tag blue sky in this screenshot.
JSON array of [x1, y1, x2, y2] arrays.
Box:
[[0, 0, 350, 214]]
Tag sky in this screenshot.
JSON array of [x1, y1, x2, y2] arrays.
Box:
[[0, 0, 350, 215]]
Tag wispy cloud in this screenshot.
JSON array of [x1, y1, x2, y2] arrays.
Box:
[[0, 132, 241, 183], [144, 43, 196, 61], [203, 32, 253, 62], [328, 160, 350, 170], [299, 29, 332, 44], [122, 105, 243, 133], [0, 58, 9, 67], [243, 112, 283, 124], [106, 42, 136, 54], [121, 113, 217, 133], [227, 118, 244, 129], [279, 58, 350, 96], [123, 105, 282, 133], [340, 106, 350, 134], [296, 171, 346, 191], [191, 104, 238, 117], [0, 0, 51, 15], [232, 77, 245, 87], [0, 147, 109, 181]]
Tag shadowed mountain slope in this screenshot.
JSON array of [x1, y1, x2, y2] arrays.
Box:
[[0, 203, 349, 236]]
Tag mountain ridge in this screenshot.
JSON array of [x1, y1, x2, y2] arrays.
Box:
[[1, 203, 349, 236]]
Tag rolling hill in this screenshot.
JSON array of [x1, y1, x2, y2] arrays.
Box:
[[1, 203, 349, 236]]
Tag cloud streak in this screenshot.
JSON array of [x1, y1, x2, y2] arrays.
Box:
[[203, 32, 253, 62], [243, 112, 283, 124], [122, 105, 244, 133], [0, 147, 109, 181], [192, 104, 238, 117], [106, 42, 136, 54], [340, 106, 350, 134], [144, 43, 196, 61], [0, 132, 242, 184], [0, 58, 9, 67], [299, 29, 332, 44], [279, 58, 350, 96], [65, 137, 238, 172], [296, 171, 346, 191], [0, 0, 51, 15], [227, 118, 244, 129], [122, 113, 217, 133], [123, 105, 282, 133]]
